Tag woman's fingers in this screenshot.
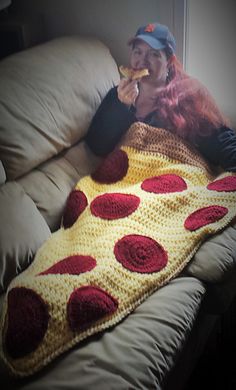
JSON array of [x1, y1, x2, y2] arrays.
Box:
[[117, 79, 139, 106], [125, 84, 139, 105]]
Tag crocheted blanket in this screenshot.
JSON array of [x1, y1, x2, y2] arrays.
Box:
[[1, 122, 236, 377]]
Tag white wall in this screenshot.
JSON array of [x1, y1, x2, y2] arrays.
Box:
[[11, 0, 185, 65], [10, 0, 235, 125], [185, 0, 236, 126]]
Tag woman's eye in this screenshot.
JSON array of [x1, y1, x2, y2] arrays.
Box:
[[150, 51, 160, 58]]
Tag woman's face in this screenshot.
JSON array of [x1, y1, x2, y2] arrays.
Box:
[[130, 40, 168, 84]]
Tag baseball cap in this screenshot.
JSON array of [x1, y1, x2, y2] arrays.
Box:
[[128, 23, 176, 55]]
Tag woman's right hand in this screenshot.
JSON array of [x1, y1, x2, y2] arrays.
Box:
[[117, 78, 139, 106]]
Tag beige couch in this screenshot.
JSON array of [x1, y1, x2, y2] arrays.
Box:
[[0, 36, 236, 390]]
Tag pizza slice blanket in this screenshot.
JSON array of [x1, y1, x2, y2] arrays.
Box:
[[1, 122, 236, 377]]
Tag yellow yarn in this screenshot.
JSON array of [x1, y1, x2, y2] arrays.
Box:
[[1, 122, 236, 377]]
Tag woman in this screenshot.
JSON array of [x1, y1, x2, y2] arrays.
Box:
[[85, 22, 236, 171], [3, 24, 236, 379]]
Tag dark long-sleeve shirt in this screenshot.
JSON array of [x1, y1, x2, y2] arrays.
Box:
[[85, 87, 236, 172]]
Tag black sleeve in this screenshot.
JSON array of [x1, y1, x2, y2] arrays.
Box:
[[85, 87, 136, 156], [197, 126, 236, 172]]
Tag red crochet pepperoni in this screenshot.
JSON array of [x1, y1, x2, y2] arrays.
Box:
[[90, 193, 140, 220], [91, 149, 129, 184], [39, 255, 96, 275], [63, 190, 88, 229], [207, 176, 236, 192], [141, 174, 187, 193], [114, 234, 168, 273], [5, 287, 49, 359], [67, 286, 118, 331], [184, 205, 228, 231]]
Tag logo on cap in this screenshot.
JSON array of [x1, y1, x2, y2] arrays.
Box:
[[144, 24, 155, 33]]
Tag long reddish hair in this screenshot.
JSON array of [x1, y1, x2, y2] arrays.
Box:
[[155, 54, 230, 142]]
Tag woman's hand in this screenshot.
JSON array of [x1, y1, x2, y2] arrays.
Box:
[[117, 78, 139, 106]]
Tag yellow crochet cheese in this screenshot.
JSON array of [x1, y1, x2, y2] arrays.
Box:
[[1, 122, 236, 377]]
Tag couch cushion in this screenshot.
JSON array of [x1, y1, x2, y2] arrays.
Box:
[[0, 161, 6, 185], [0, 277, 206, 389], [0, 182, 51, 293], [0, 36, 119, 180], [185, 221, 236, 283], [18, 141, 101, 231]]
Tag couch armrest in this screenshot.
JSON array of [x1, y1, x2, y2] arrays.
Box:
[[184, 222, 236, 283], [0, 182, 51, 293]]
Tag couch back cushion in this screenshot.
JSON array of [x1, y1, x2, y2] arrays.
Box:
[[0, 36, 119, 180]]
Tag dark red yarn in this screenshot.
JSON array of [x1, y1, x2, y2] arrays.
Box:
[[39, 255, 97, 275], [90, 193, 140, 220], [207, 176, 236, 192], [5, 287, 49, 359], [141, 174, 187, 194], [63, 190, 88, 229], [184, 205, 228, 231], [67, 286, 118, 331], [91, 149, 129, 184], [114, 234, 168, 273]]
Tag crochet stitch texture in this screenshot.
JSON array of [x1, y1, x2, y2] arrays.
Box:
[[1, 122, 236, 376]]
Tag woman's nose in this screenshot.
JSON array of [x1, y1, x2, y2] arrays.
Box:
[[140, 53, 149, 67]]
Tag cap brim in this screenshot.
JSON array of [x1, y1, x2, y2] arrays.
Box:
[[128, 34, 165, 50]]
